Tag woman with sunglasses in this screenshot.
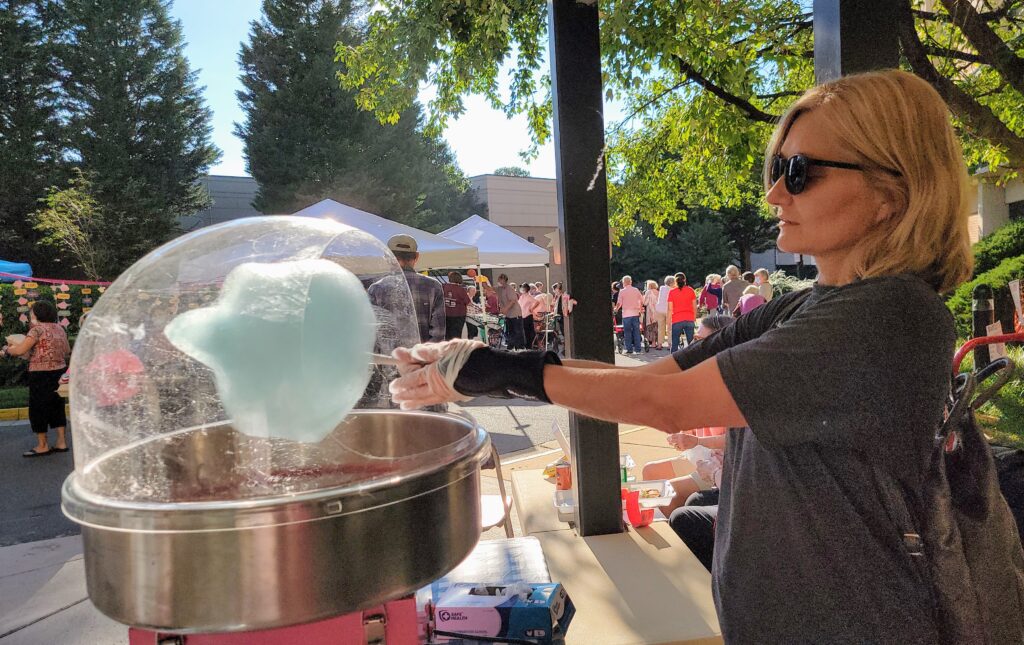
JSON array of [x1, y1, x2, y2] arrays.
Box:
[[389, 70, 972, 643]]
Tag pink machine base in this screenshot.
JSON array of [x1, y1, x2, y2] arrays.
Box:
[[127, 596, 419, 645]]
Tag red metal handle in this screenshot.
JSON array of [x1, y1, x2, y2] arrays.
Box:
[[952, 332, 1024, 374]]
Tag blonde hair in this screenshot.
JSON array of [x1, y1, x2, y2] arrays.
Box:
[[763, 70, 972, 293], [743, 285, 760, 296], [646, 280, 658, 290]]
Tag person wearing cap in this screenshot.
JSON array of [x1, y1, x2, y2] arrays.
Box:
[[376, 234, 444, 343]]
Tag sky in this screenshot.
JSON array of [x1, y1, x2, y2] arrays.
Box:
[[168, 0, 582, 180]]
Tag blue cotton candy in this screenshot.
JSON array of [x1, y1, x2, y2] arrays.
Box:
[[165, 259, 376, 443]]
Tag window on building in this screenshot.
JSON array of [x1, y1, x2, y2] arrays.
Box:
[[1009, 200, 1024, 221]]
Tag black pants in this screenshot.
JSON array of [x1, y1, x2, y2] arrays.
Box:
[[669, 489, 719, 572], [505, 316, 527, 349], [28, 369, 67, 434], [523, 316, 536, 348], [445, 316, 466, 340], [466, 321, 480, 341]]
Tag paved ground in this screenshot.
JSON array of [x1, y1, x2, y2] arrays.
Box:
[[0, 421, 79, 547]]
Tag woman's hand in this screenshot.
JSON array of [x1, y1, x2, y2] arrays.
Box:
[[389, 339, 485, 410], [391, 343, 561, 410], [667, 432, 699, 451]]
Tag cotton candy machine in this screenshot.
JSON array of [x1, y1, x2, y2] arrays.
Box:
[[61, 217, 490, 634]]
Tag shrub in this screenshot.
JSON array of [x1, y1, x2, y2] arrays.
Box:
[[768, 270, 815, 298], [973, 219, 1024, 276], [946, 255, 1024, 338], [0, 386, 28, 409]]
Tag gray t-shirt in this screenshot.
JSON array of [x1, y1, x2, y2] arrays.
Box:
[[495, 283, 522, 318], [721, 278, 747, 312], [673, 275, 953, 644]]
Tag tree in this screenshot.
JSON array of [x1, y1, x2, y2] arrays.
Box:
[[610, 214, 733, 286], [33, 169, 106, 281], [717, 204, 779, 271], [236, 0, 483, 231], [57, 0, 219, 275], [339, 1, 1024, 233], [494, 166, 531, 177], [0, 0, 64, 272]]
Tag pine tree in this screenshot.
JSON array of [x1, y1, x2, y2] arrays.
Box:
[[0, 0, 64, 272], [57, 0, 219, 275], [236, 0, 481, 231]]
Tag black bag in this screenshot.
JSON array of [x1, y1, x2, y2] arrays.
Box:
[[878, 369, 1024, 644], [991, 444, 1024, 545]]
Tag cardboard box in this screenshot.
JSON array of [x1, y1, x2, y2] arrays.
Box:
[[433, 583, 574, 644]]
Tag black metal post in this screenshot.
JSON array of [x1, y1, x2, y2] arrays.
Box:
[[972, 284, 995, 370], [813, 0, 899, 82], [548, 0, 622, 536]]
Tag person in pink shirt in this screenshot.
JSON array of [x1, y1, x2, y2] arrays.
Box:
[[733, 284, 767, 316], [518, 283, 540, 349], [614, 275, 644, 354]]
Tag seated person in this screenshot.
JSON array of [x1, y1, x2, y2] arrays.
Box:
[[642, 427, 726, 516], [670, 488, 719, 573], [641, 314, 735, 516], [641, 314, 735, 571]]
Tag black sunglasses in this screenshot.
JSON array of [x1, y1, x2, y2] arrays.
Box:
[[770, 153, 898, 195]]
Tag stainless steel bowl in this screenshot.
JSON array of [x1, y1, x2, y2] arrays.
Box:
[[62, 410, 489, 633]]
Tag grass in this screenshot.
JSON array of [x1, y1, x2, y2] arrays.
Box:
[[0, 386, 28, 409], [959, 345, 1024, 450]]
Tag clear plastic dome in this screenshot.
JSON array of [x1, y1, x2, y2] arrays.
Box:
[[65, 216, 441, 506]]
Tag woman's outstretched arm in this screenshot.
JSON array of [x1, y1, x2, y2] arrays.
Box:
[[543, 356, 746, 434]]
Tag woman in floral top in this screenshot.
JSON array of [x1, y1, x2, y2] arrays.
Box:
[[2, 301, 71, 457]]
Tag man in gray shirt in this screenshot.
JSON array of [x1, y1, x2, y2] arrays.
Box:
[[495, 273, 526, 349], [370, 234, 444, 343]]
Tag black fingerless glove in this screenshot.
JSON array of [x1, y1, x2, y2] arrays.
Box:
[[453, 348, 562, 402]]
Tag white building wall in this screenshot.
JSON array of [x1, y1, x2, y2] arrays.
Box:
[[468, 175, 564, 286], [469, 175, 558, 227], [977, 181, 1011, 238]]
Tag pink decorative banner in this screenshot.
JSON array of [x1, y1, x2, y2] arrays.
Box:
[[0, 271, 112, 286]]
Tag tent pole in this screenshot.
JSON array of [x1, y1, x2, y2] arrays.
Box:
[[545, 265, 550, 291]]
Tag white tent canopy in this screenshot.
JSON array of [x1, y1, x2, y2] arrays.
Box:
[[291, 199, 479, 270], [440, 214, 549, 268]]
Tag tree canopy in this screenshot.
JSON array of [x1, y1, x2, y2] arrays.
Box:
[[0, 0, 64, 273], [57, 0, 220, 277], [610, 214, 734, 287], [236, 0, 483, 232], [339, 0, 1024, 235], [1, 0, 220, 279], [494, 165, 531, 177]]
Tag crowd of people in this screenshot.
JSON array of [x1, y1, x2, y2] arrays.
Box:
[[389, 227, 775, 361], [612, 266, 774, 354]]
